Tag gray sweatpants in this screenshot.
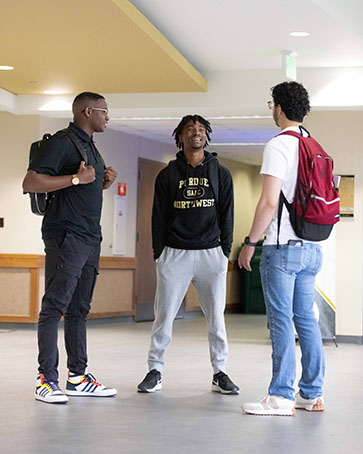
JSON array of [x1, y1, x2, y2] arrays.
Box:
[[148, 246, 229, 374]]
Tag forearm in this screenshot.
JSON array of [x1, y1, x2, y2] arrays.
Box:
[[247, 197, 276, 242], [22, 171, 74, 193], [103, 180, 113, 190]]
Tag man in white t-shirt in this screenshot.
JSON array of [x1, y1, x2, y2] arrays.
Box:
[[238, 81, 325, 416]]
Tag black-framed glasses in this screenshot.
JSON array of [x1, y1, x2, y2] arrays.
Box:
[[267, 101, 274, 110]]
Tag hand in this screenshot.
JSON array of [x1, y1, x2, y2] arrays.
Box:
[[77, 161, 96, 184], [238, 244, 255, 271], [103, 166, 118, 189]]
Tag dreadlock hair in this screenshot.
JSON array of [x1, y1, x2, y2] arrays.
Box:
[[172, 114, 212, 150], [271, 81, 310, 122]]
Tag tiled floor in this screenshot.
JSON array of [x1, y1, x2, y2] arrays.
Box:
[[0, 314, 362, 454]]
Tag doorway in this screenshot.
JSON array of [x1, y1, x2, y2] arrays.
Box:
[[135, 158, 185, 321]]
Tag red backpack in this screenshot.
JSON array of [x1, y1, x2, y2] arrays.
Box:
[[277, 126, 340, 245]]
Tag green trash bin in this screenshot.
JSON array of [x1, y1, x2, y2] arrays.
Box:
[[240, 240, 266, 314]]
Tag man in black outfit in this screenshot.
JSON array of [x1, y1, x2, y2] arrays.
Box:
[[23, 92, 118, 404], [137, 114, 239, 395]]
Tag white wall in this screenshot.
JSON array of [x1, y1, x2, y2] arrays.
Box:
[[0, 113, 44, 253], [305, 111, 363, 337], [0, 113, 177, 256], [2, 110, 363, 338]]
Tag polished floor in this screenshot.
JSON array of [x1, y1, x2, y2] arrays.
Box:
[[0, 314, 362, 454]]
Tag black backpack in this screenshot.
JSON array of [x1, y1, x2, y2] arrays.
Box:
[[27, 128, 88, 215]]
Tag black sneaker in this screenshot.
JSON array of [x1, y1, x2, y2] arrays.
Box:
[[212, 371, 239, 395], [137, 369, 162, 393]]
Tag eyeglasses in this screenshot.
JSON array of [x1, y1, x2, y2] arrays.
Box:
[[267, 101, 274, 110], [82, 107, 109, 116], [90, 107, 109, 116]]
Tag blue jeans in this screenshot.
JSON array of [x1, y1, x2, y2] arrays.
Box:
[[260, 243, 325, 401]]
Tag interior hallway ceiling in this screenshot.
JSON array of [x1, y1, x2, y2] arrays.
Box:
[[0, 0, 362, 165]]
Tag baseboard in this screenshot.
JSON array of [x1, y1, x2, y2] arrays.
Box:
[[335, 335, 363, 345], [0, 316, 135, 331]]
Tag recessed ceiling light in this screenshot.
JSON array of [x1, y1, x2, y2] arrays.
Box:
[[290, 31, 310, 37], [0, 65, 14, 70]]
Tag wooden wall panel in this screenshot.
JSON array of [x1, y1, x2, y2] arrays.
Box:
[[91, 269, 134, 317], [0, 269, 31, 316], [0, 254, 136, 323]]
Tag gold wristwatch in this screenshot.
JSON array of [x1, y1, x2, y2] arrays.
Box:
[[71, 174, 80, 185]]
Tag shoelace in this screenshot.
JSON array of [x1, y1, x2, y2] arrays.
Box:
[[83, 373, 101, 386], [258, 395, 279, 409], [149, 370, 160, 377], [45, 380, 61, 392], [215, 372, 229, 384]]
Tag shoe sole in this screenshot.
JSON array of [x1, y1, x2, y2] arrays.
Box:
[[137, 383, 162, 393], [65, 390, 117, 397], [295, 398, 324, 412], [211, 384, 239, 395], [35, 395, 68, 404], [242, 407, 296, 416]]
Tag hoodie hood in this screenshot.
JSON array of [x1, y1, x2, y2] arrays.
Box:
[[175, 150, 218, 180]]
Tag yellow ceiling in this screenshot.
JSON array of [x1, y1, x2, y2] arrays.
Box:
[[0, 0, 207, 95]]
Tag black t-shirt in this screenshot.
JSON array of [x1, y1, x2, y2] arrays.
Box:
[[28, 123, 105, 245]]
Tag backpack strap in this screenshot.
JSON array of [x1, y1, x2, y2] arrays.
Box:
[[62, 128, 88, 165], [276, 128, 308, 247], [277, 191, 293, 248]]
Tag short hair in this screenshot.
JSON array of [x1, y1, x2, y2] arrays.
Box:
[[172, 114, 212, 150], [271, 82, 310, 122], [72, 91, 105, 108]]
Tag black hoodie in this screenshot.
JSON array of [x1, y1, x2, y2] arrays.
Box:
[[152, 150, 234, 260]]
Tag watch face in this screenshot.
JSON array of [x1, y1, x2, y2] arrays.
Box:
[[72, 176, 80, 185]]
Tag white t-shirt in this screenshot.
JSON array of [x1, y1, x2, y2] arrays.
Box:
[[261, 126, 310, 245]]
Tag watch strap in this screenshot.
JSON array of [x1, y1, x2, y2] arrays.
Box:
[[244, 236, 258, 247]]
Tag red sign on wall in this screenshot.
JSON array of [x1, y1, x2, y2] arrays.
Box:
[[118, 182, 127, 196]]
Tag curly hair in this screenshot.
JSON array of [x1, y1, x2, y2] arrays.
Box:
[[172, 114, 212, 150], [271, 82, 310, 122]]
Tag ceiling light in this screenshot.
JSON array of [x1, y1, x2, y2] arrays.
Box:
[[289, 31, 310, 37], [0, 65, 14, 70], [38, 100, 72, 111]]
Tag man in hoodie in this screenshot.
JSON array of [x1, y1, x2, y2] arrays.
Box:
[[137, 114, 239, 395]]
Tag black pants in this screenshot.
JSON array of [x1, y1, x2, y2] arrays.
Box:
[[38, 231, 100, 381]]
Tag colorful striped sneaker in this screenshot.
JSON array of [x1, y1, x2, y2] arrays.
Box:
[[35, 374, 68, 404], [65, 372, 117, 397]]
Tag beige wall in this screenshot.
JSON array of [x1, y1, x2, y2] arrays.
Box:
[[219, 157, 262, 260], [305, 111, 363, 337], [0, 112, 44, 253], [1, 110, 362, 337]]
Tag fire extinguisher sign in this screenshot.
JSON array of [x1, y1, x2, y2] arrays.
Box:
[[117, 182, 127, 196]]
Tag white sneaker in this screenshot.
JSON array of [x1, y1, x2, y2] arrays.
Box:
[[295, 391, 324, 412], [65, 372, 117, 397], [242, 394, 295, 416], [35, 374, 68, 404]]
